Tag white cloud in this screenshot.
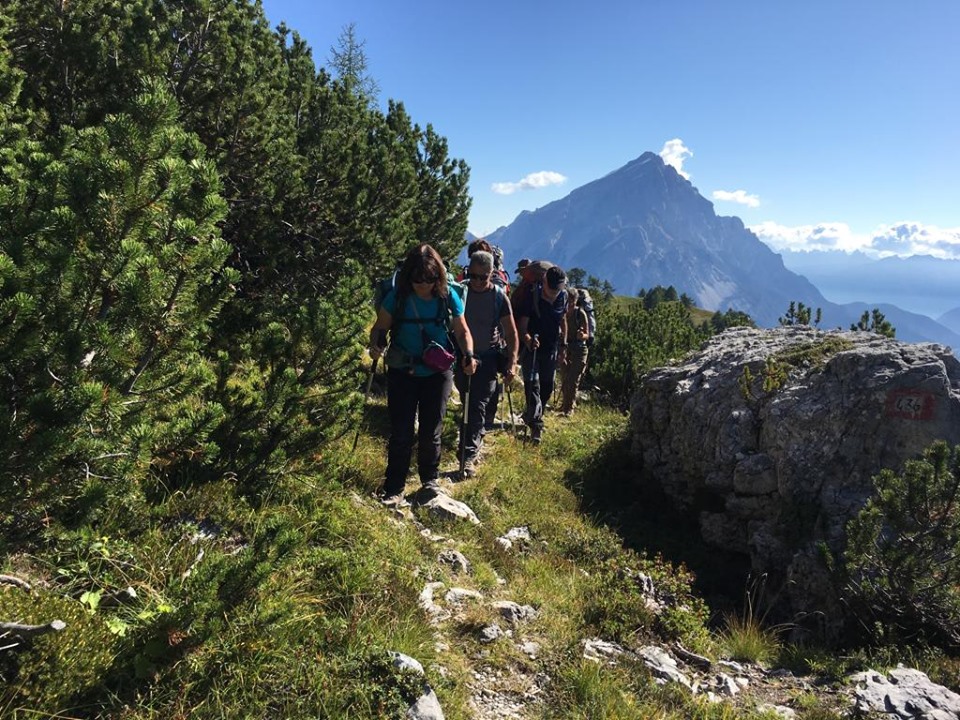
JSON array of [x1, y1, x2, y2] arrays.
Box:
[[869, 222, 960, 259], [659, 138, 693, 179], [748, 221, 868, 253], [712, 189, 760, 208], [491, 170, 567, 195], [748, 221, 960, 258]]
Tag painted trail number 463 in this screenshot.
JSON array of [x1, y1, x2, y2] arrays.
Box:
[[884, 389, 935, 421]]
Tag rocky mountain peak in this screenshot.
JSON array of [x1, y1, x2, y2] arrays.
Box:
[[488, 153, 825, 326]]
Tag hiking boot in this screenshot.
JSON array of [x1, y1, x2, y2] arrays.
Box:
[[530, 427, 542, 445], [461, 457, 479, 479], [418, 481, 441, 501], [380, 492, 409, 509]]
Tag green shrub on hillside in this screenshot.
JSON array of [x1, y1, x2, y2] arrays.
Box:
[[0, 76, 233, 539], [1, 0, 473, 530], [590, 300, 707, 402], [704, 308, 756, 334], [844, 441, 960, 649]]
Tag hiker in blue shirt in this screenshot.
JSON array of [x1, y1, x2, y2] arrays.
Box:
[[369, 244, 477, 506], [516, 265, 568, 444], [455, 250, 518, 477]]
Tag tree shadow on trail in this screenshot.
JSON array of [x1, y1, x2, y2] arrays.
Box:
[[562, 433, 750, 619]]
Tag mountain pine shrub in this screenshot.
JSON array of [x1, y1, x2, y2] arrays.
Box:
[[208, 267, 369, 487], [589, 300, 707, 402], [0, 77, 233, 538], [844, 441, 960, 649]]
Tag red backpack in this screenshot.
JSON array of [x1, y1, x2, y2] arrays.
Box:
[[491, 267, 511, 295], [511, 260, 554, 321]]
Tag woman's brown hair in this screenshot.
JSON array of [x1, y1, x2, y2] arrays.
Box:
[[396, 243, 449, 297], [467, 238, 493, 256]]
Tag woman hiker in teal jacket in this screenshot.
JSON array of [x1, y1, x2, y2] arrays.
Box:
[[369, 244, 477, 506]]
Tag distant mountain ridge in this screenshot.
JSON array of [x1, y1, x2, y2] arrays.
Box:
[[484, 152, 959, 348], [937, 307, 960, 336], [778, 250, 960, 319]]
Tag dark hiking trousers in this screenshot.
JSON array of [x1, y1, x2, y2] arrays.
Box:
[[520, 345, 558, 432], [384, 367, 453, 495], [455, 351, 499, 461], [484, 380, 502, 429]]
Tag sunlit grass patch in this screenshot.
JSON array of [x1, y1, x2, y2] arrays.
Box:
[[718, 576, 785, 666]]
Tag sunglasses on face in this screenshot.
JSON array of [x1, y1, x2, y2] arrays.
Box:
[[466, 272, 492, 281], [412, 275, 438, 284]]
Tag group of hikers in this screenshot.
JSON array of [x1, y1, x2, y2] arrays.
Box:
[[368, 241, 596, 507]]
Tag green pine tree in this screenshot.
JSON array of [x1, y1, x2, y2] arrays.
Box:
[[851, 308, 895, 338], [0, 76, 233, 534]]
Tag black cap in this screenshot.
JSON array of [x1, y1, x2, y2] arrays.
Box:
[[546, 266, 566, 289]]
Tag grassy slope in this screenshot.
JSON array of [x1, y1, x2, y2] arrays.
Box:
[[9, 379, 952, 718]]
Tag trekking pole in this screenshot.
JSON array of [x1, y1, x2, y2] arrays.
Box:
[[505, 377, 518, 439], [521, 335, 539, 440], [460, 360, 479, 478], [352, 355, 379, 452], [496, 378, 505, 429], [528, 334, 539, 384]]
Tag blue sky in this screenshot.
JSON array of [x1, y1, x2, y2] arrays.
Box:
[[260, 0, 960, 258]]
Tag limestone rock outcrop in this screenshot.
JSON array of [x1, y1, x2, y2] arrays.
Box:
[[630, 326, 960, 633]]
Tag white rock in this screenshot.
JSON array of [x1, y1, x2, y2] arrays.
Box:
[[716, 672, 739, 697], [519, 641, 541, 658], [492, 600, 538, 625], [437, 549, 470, 573], [639, 646, 692, 689], [445, 588, 483, 605], [758, 704, 796, 719], [582, 638, 626, 664], [505, 526, 531, 541], [421, 494, 481, 524], [408, 689, 445, 720], [853, 665, 960, 720], [479, 624, 503, 644], [390, 651, 424, 675]]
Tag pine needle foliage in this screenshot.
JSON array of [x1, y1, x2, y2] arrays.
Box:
[[0, 76, 233, 538], [844, 441, 960, 649], [589, 299, 708, 402], [1, 0, 473, 502]]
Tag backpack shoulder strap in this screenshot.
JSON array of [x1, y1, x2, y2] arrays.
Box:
[[393, 292, 448, 326], [393, 289, 406, 324], [490, 285, 506, 332], [577, 307, 589, 334], [494, 284, 505, 316]]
